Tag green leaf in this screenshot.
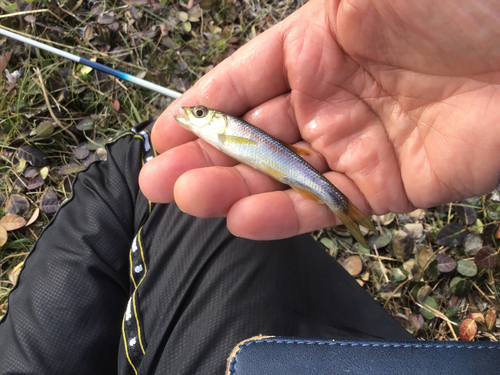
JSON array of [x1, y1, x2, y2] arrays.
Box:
[[320, 237, 333, 249], [456, 259, 477, 277], [450, 276, 463, 289], [445, 305, 461, 319], [389, 267, 407, 282], [366, 228, 393, 250], [76, 118, 95, 131], [435, 223, 467, 247], [0, 1, 17, 12], [181, 21, 192, 32], [451, 278, 472, 297], [469, 218, 483, 234], [35, 121, 54, 137], [354, 242, 370, 254], [420, 296, 438, 320], [486, 202, 500, 220], [321, 237, 339, 258], [424, 259, 439, 281]]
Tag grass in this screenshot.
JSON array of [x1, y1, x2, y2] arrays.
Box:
[[0, 0, 499, 342]]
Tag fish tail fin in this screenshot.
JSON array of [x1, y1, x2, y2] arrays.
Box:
[[334, 200, 377, 250]]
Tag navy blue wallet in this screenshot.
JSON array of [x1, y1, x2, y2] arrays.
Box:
[[227, 336, 500, 374]]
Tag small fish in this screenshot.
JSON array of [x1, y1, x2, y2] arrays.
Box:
[[175, 105, 377, 249]]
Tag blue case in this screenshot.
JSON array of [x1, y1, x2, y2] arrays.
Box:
[[227, 336, 500, 374]]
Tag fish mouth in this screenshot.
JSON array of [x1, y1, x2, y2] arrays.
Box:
[[174, 107, 191, 129]]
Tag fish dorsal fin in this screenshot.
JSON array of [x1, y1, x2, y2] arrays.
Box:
[[288, 145, 312, 157], [291, 186, 325, 204], [218, 134, 258, 145]]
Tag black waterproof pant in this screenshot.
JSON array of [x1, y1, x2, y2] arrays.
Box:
[[0, 121, 413, 374]]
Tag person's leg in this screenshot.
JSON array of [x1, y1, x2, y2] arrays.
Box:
[[130, 203, 413, 374], [0, 122, 156, 374], [0, 121, 412, 375]]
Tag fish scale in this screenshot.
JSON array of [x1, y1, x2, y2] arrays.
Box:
[[175, 105, 377, 249], [223, 115, 349, 211]]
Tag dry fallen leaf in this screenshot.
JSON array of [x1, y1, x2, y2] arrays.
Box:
[[459, 319, 477, 341], [485, 310, 496, 331], [338, 256, 362, 276], [0, 214, 27, 231], [113, 99, 120, 111], [468, 312, 485, 324], [0, 51, 12, 72], [474, 246, 499, 268], [0, 225, 7, 246], [7, 262, 24, 285], [417, 246, 433, 270], [26, 208, 40, 226]]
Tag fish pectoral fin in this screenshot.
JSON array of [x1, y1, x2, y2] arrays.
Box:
[[218, 134, 258, 146], [257, 164, 288, 182], [288, 145, 312, 157], [291, 186, 325, 204]]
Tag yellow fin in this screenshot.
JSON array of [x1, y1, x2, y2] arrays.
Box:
[[335, 200, 377, 250], [257, 164, 287, 181], [291, 186, 324, 204], [289, 145, 312, 156], [218, 134, 258, 145]]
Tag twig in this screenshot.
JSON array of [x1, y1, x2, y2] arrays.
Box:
[[416, 302, 459, 340], [383, 278, 410, 309], [472, 281, 496, 306], [33, 67, 79, 145], [0, 252, 29, 267], [345, 249, 395, 261], [0, 9, 49, 19], [372, 243, 389, 283]]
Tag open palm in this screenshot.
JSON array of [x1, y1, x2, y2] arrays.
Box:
[[139, 0, 500, 240]]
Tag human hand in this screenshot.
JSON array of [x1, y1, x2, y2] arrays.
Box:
[[139, 0, 500, 240]]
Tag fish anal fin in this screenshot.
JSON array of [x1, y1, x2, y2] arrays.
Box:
[[218, 134, 258, 146], [334, 200, 377, 250], [291, 186, 324, 204], [289, 145, 312, 156]]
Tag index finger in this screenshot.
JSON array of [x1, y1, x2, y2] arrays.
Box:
[[151, 19, 290, 153]]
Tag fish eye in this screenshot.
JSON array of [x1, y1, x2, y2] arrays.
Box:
[[193, 106, 207, 118]]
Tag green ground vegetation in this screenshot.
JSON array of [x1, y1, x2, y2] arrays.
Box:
[[0, 0, 499, 342]]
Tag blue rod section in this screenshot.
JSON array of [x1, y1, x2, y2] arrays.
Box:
[[80, 58, 181, 99], [0, 27, 182, 99]]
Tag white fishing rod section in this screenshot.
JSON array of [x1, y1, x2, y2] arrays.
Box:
[[0, 27, 182, 99]]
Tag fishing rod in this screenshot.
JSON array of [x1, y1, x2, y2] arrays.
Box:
[[0, 27, 182, 99]]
